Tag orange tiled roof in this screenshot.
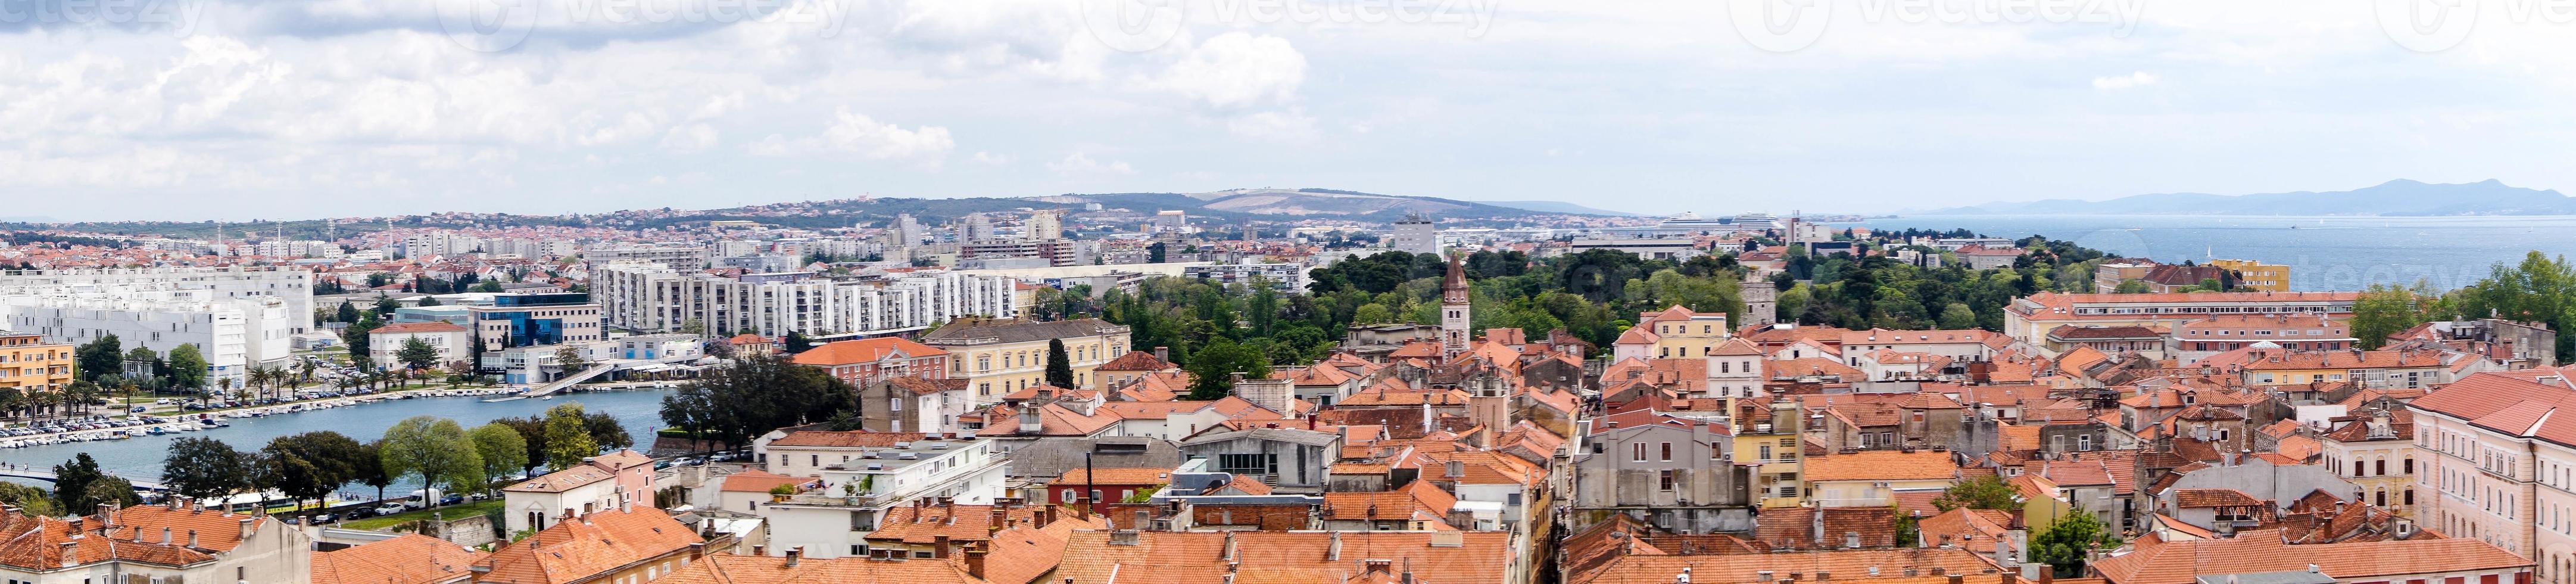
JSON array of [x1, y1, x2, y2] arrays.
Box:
[[656, 553, 985, 584], [1803, 450, 1960, 482], [1053, 467, 1174, 486], [791, 337, 948, 366], [311, 533, 485, 584], [472, 507, 701, 584], [1053, 530, 1512, 584], [768, 430, 931, 448]]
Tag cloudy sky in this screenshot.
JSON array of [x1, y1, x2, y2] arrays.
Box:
[[5, 0, 2574, 220]]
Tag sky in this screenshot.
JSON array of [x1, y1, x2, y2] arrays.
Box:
[[5, 0, 2576, 220]]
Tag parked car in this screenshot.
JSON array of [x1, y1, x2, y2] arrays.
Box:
[[309, 512, 337, 524], [438, 494, 464, 506], [374, 503, 407, 515]]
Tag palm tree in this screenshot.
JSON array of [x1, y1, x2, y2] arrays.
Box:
[[217, 377, 237, 405], [298, 359, 319, 387], [119, 381, 138, 417]]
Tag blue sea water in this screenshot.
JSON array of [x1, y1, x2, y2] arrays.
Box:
[[1853, 215, 2576, 292]]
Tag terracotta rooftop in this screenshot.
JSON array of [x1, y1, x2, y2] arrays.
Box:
[[311, 533, 485, 584], [791, 337, 947, 366]]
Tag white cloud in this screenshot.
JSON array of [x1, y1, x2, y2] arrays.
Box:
[[818, 108, 956, 163], [660, 123, 720, 152], [1047, 152, 1134, 175], [972, 151, 1015, 165], [1228, 110, 1317, 142], [1153, 32, 1306, 108], [2092, 71, 2160, 91]]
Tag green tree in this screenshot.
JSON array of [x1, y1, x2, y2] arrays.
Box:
[[659, 353, 856, 451], [469, 423, 531, 483], [2352, 282, 2428, 350], [379, 416, 485, 498], [1930, 475, 2021, 511], [167, 343, 208, 392], [1937, 302, 1979, 330], [162, 437, 255, 504], [49, 453, 108, 511], [0, 482, 59, 516], [335, 301, 361, 324], [83, 477, 141, 510], [397, 337, 441, 371], [340, 314, 381, 368], [2029, 511, 2119, 576], [74, 334, 122, 385], [552, 346, 590, 378], [1044, 338, 1075, 389], [1183, 337, 1271, 400], [2111, 279, 2150, 294], [373, 296, 401, 317], [258, 431, 365, 516], [353, 440, 394, 503], [784, 331, 815, 354], [543, 403, 601, 471], [583, 412, 633, 451], [496, 416, 551, 476], [416, 295, 441, 307]]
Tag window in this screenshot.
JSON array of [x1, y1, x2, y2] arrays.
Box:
[[1633, 443, 1648, 462], [2078, 436, 2093, 451], [1759, 444, 1773, 461], [1659, 470, 1675, 492], [1660, 442, 1673, 462], [2378, 459, 2388, 476]]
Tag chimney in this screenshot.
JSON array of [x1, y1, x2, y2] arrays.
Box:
[[160, 527, 171, 545], [933, 535, 952, 559], [965, 544, 990, 580], [1328, 531, 1343, 561], [59, 541, 77, 569], [1154, 346, 1170, 362], [186, 530, 198, 549], [751, 545, 766, 556], [784, 547, 802, 567], [96, 503, 116, 529]]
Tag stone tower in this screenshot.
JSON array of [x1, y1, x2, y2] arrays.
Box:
[[1441, 252, 1471, 357], [1741, 269, 1777, 327]]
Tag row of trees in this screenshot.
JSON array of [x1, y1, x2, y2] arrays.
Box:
[[659, 354, 856, 450], [2351, 250, 2576, 361], [149, 403, 629, 515]]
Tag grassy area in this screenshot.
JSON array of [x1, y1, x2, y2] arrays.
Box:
[[341, 499, 504, 530]]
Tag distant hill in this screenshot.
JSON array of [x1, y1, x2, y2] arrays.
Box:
[[1931, 179, 2576, 216]]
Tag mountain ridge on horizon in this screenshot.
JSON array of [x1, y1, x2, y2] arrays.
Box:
[[1921, 179, 2575, 216]]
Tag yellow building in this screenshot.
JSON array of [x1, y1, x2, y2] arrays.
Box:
[[1612, 305, 1731, 362], [918, 317, 1130, 405], [2210, 259, 2291, 292], [1735, 399, 1806, 509], [2319, 409, 2417, 517], [0, 333, 74, 416]]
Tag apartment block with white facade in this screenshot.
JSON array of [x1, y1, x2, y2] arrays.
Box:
[[592, 264, 1016, 338], [0, 286, 294, 387], [0, 266, 316, 335], [747, 431, 1009, 559], [2409, 369, 2576, 566]]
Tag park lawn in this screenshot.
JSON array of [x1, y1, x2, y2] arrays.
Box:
[[341, 499, 503, 530]]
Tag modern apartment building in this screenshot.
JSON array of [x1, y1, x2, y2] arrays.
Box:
[[581, 243, 711, 271], [0, 266, 316, 335], [0, 287, 295, 388], [592, 265, 1016, 338], [0, 333, 73, 414]]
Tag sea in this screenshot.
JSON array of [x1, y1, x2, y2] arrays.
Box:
[[1854, 215, 2576, 292]]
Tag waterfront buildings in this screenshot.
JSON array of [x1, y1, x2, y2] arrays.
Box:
[[498, 449, 659, 535], [367, 321, 471, 369], [0, 333, 73, 409]]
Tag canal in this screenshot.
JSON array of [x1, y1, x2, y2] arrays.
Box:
[[1, 389, 675, 494]]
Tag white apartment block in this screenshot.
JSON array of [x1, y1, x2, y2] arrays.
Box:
[[248, 240, 342, 259], [0, 287, 295, 387], [750, 433, 1009, 559], [2410, 370, 2576, 566], [592, 265, 1015, 338], [581, 244, 711, 271], [0, 266, 316, 335], [395, 232, 482, 258]]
